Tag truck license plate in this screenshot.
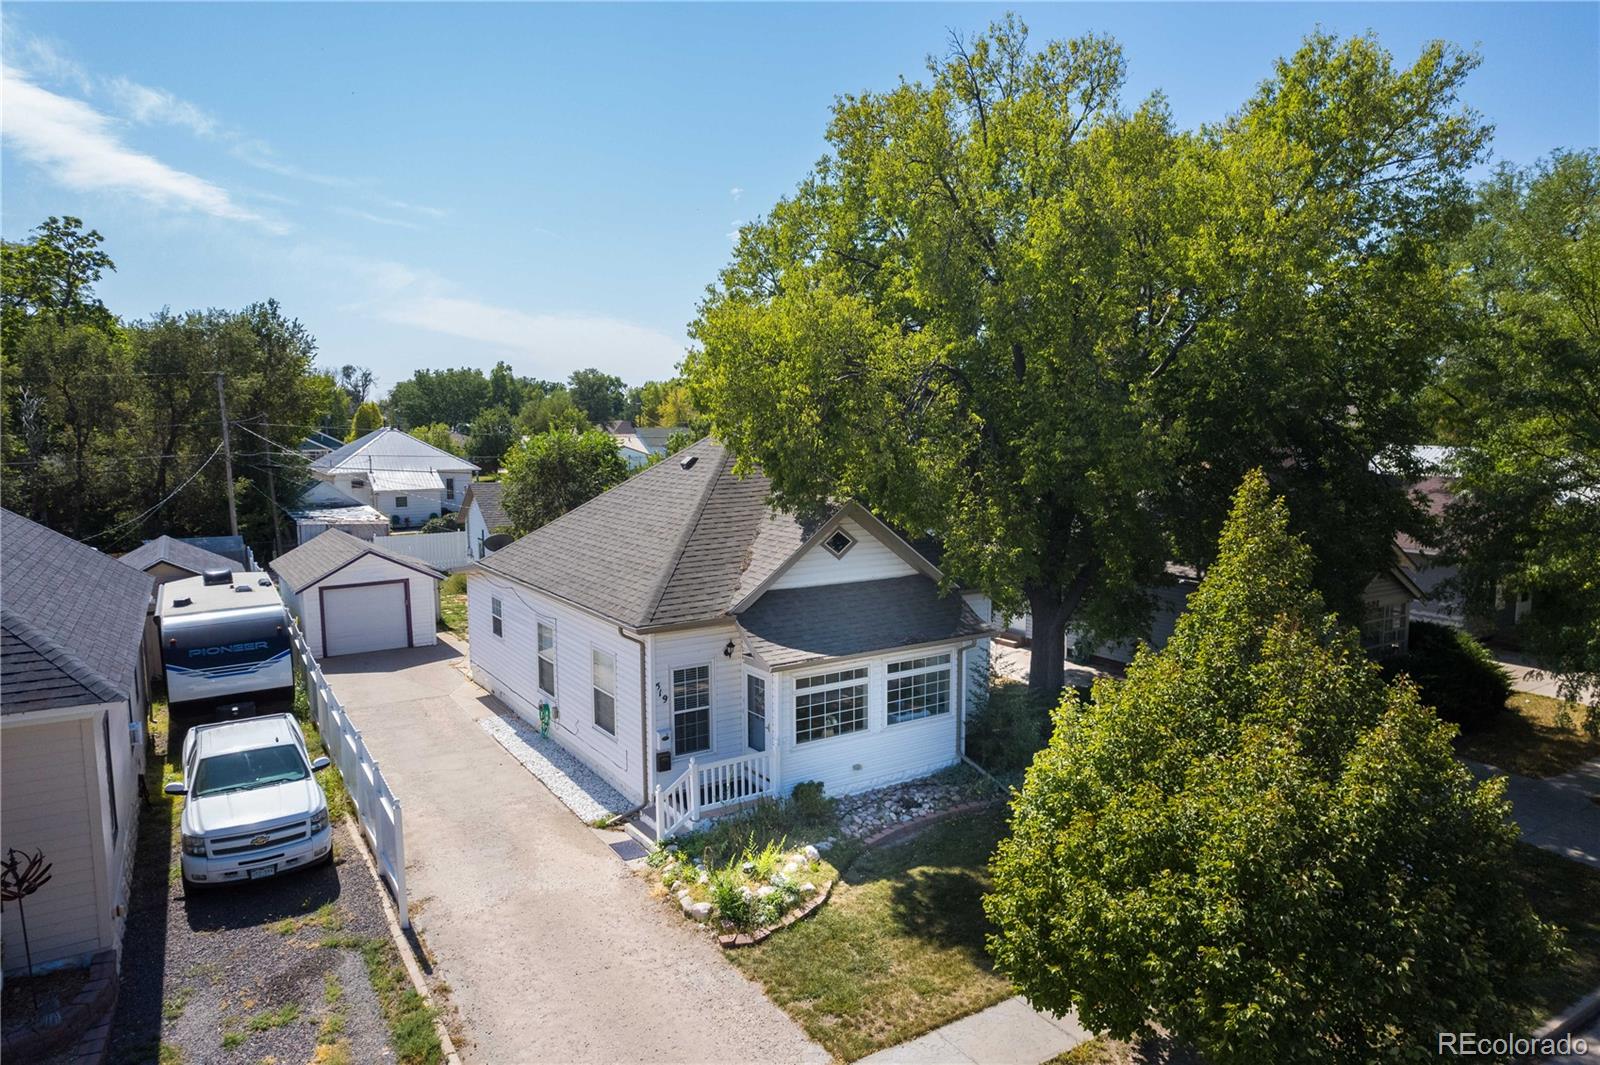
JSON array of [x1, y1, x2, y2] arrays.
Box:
[[248, 865, 276, 880]]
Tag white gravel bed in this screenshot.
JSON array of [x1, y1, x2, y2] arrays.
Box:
[[480, 707, 633, 823]]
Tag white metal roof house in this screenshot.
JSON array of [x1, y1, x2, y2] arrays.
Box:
[[466, 437, 996, 840], [309, 427, 479, 529], [290, 480, 391, 545], [1, 509, 153, 975], [460, 481, 511, 560], [606, 421, 677, 469], [270, 530, 444, 659]]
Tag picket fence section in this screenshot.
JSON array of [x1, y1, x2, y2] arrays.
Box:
[[286, 616, 410, 927]]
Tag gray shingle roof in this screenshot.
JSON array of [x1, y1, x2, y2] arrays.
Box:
[[119, 535, 241, 577], [737, 575, 992, 669], [268, 529, 445, 592], [461, 481, 509, 532], [177, 535, 250, 567], [1, 509, 154, 715]]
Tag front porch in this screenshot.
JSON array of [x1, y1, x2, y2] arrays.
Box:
[[652, 749, 777, 840]]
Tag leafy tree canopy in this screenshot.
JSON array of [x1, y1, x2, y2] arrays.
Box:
[[686, 19, 1486, 691], [567, 367, 626, 425], [408, 422, 464, 457], [500, 427, 628, 534], [385, 366, 492, 429], [1429, 150, 1600, 721], [516, 387, 588, 435], [467, 404, 516, 471], [348, 400, 385, 440], [986, 471, 1554, 1064]]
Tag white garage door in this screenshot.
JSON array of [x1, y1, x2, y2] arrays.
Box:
[[321, 581, 410, 656]]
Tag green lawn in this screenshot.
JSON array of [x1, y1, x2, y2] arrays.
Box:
[[727, 808, 1013, 1061], [1455, 692, 1600, 777], [437, 572, 467, 639], [1514, 844, 1600, 1018]]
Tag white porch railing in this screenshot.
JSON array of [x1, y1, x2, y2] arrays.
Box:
[[653, 750, 776, 842], [286, 615, 410, 927], [380, 530, 471, 570]]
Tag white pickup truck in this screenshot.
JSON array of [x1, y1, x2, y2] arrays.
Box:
[[165, 713, 334, 892]]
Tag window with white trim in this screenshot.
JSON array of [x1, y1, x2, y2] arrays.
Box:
[[592, 648, 616, 735], [395, 495, 409, 509], [1360, 600, 1404, 652], [672, 665, 711, 755], [887, 653, 952, 725], [795, 666, 869, 743], [824, 528, 855, 558], [537, 620, 556, 697], [491, 597, 503, 637]]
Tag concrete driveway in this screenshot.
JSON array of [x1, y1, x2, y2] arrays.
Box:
[[319, 639, 827, 1065]]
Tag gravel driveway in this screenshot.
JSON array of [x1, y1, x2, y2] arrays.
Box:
[[320, 639, 827, 1065], [110, 717, 398, 1065]]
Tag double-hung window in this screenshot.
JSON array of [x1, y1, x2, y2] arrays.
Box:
[[537, 620, 557, 697], [490, 597, 503, 637], [672, 665, 711, 755], [887, 653, 952, 724], [795, 666, 869, 744], [395, 495, 409, 509], [592, 649, 616, 735]]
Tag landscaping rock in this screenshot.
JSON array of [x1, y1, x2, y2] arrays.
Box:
[[800, 882, 817, 895], [830, 766, 1001, 841], [802, 845, 820, 862], [686, 901, 713, 922]]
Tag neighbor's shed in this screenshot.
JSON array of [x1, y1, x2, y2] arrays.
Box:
[[269, 529, 443, 658]]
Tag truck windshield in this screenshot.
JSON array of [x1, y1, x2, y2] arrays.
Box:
[[193, 745, 309, 797]]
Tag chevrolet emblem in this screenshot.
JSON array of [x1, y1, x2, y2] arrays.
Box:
[[251, 834, 270, 846]]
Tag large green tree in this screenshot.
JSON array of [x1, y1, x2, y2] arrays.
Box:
[[348, 401, 385, 440], [466, 404, 515, 471], [1430, 151, 1600, 722], [385, 367, 492, 429], [566, 367, 626, 425], [686, 20, 1484, 691], [500, 428, 628, 534], [986, 471, 1553, 1064]]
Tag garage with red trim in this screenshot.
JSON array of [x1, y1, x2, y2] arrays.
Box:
[[269, 530, 443, 659]]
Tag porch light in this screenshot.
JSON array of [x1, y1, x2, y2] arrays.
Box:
[[723, 640, 735, 658]]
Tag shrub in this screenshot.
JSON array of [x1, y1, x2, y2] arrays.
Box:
[[419, 514, 458, 534], [965, 681, 1089, 775], [788, 780, 830, 821], [708, 869, 752, 929], [1384, 621, 1512, 732], [440, 572, 466, 596], [677, 789, 836, 868]]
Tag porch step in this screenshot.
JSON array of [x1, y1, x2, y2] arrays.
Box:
[[622, 808, 657, 851]]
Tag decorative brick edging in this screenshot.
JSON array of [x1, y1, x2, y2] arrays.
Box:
[[718, 879, 836, 949], [860, 798, 1006, 850], [1, 948, 119, 1064]]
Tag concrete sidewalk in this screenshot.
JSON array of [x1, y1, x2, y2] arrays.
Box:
[[857, 996, 1092, 1065], [1467, 758, 1600, 870]]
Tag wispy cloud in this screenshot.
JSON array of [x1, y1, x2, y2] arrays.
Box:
[[105, 75, 217, 136], [6, 29, 92, 94], [730, 186, 744, 201], [1, 66, 280, 231], [334, 206, 424, 230]]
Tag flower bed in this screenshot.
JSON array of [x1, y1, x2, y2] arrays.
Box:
[[650, 837, 836, 941]]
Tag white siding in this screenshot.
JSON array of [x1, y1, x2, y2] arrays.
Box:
[[466, 573, 646, 804], [466, 501, 489, 559], [774, 644, 970, 797], [373, 489, 445, 529], [769, 517, 917, 591], [650, 625, 748, 787], [302, 554, 437, 659], [1, 714, 113, 973]]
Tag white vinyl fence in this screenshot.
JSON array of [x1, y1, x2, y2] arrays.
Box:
[[287, 615, 410, 927], [380, 530, 471, 571]]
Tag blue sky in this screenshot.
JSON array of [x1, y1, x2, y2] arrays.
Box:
[[4, 3, 1596, 394]]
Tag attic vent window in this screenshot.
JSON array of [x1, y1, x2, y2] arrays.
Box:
[[679, 455, 698, 470], [824, 529, 855, 558]]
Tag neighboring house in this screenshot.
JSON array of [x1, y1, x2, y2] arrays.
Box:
[[467, 438, 995, 839], [1, 509, 152, 975], [308, 427, 479, 527], [291, 480, 391, 545], [118, 535, 247, 681], [270, 530, 443, 658], [299, 429, 346, 462], [461, 481, 511, 559], [607, 420, 677, 469], [174, 534, 251, 570]]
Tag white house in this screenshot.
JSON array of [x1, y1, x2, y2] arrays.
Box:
[[1, 509, 151, 975], [270, 530, 443, 658], [460, 481, 511, 560], [309, 427, 479, 529], [290, 480, 391, 545], [467, 438, 995, 840], [606, 421, 678, 469]]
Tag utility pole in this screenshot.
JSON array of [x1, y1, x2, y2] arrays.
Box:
[[215, 372, 238, 537]]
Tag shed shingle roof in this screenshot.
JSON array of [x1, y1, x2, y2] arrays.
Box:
[[2, 509, 154, 715], [461, 481, 509, 532], [119, 535, 240, 577], [268, 529, 444, 592], [737, 575, 991, 669]]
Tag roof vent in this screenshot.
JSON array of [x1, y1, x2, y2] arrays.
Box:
[[234, 584, 253, 593], [173, 597, 192, 608], [201, 568, 233, 586], [679, 455, 698, 470], [258, 577, 272, 587]]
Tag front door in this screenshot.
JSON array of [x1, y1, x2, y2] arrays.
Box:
[[745, 672, 767, 752]]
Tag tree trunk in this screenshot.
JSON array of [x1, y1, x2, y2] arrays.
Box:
[[1026, 583, 1068, 697]]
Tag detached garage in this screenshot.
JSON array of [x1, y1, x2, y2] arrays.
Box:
[[270, 530, 444, 659]]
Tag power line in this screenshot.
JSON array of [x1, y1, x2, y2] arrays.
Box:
[[81, 443, 224, 544]]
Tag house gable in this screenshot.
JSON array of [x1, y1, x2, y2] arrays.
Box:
[[733, 502, 941, 610]]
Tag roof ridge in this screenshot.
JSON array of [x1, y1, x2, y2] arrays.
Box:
[[639, 440, 733, 626], [0, 607, 123, 703]]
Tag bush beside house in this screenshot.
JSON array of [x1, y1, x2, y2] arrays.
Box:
[[1384, 620, 1513, 731]]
